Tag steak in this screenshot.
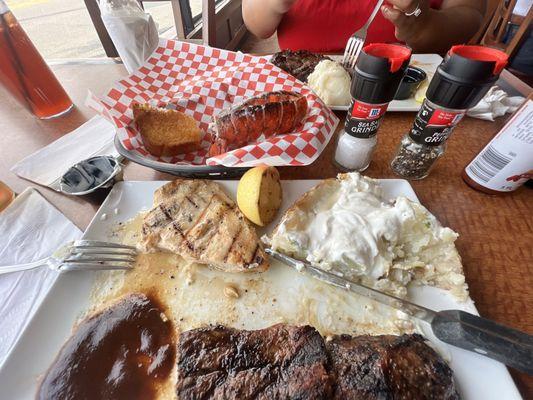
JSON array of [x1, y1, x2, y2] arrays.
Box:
[[176, 325, 459, 400], [176, 324, 333, 399], [326, 334, 459, 400], [270, 50, 331, 83]]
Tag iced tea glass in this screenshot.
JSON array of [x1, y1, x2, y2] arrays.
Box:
[[0, 1, 73, 119]]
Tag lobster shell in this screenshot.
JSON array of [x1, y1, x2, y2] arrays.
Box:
[[209, 91, 307, 156]]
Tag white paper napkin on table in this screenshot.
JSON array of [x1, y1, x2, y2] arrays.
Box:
[[0, 188, 82, 367], [467, 86, 525, 121], [10, 116, 119, 189]]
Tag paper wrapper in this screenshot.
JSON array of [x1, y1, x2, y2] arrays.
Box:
[[87, 39, 339, 167]]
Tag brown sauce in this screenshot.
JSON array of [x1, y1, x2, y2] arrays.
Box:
[[37, 293, 175, 400]]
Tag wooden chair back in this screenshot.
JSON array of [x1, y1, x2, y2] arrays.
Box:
[[202, 0, 216, 46], [480, 0, 533, 56], [470, 0, 503, 44]]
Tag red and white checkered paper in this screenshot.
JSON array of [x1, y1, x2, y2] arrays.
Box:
[[88, 39, 339, 167]]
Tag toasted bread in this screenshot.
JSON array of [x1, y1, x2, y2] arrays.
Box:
[[132, 103, 201, 157], [141, 179, 269, 273]]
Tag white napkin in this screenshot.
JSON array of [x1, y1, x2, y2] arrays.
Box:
[[467, 86, 525, 121], [10, 116, 119, 189], [0, 188, 82, 367]]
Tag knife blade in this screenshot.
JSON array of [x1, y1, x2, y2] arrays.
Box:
[[265, 247, 533, 374], [265, 247, 436, 323]]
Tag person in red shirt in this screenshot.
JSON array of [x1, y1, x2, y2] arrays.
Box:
[[243, 0, 485, 53]]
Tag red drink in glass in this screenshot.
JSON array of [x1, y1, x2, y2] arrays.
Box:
[[0, 1, 73, 119]]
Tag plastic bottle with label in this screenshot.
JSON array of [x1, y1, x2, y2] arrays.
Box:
[[390, 45, 508, 180], [334, 44, 411, 171], [463, 95, 533, 194]]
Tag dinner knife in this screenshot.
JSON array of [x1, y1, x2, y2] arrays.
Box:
[[265, 248, 533, 374]]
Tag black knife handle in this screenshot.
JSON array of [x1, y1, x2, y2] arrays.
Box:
[[432, 310, 533, 374]]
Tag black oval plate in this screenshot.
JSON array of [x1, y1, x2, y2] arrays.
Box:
[[114, 135, 249, 179]]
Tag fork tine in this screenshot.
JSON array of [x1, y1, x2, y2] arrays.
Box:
[[346, 42, 356, 68], [73, 240, 136, 250], [61, 263, 133, 272], [70, 248, 137, 256], [342, 38, 353, 66], [65, 257, 136, 264], [348, 38, 359, 69], [353, 43, 363, 65], [350, 41, 363, 69], [343, 38, 355, 66]]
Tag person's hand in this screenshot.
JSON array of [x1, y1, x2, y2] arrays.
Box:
[[381, 0, 431, 43], [270, 0, 298, 14]]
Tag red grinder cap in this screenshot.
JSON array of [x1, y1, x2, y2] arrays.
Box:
[[426, 45, 508, 109], [450, 45, 508, 75], [351, 43, 412, 104], [363, 43, 412, 73]]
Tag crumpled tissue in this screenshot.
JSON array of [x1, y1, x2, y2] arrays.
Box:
[[467, 86, 525, 121]]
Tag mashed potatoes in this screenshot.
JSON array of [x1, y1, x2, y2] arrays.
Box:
[[270, 173, 468, 300], [307, 60, 351, 106]]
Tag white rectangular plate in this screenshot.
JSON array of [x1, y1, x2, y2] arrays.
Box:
[[329, 54, 443, 112], [0, 179, 521, 400]]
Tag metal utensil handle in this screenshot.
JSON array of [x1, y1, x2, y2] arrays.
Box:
[[364, 0, 386, 29], [0, 257, 49, 275], [432, 310, 533, 374]]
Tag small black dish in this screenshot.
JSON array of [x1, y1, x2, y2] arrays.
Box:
[[394, 66, 427, 100], [59, 155, 123, 196]]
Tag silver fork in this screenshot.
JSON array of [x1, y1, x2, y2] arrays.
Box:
[[342, 0, 386, 69], [0, 240, 137, 275]]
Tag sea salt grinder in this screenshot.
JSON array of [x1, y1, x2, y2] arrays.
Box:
[[334, 44, 411, 171]]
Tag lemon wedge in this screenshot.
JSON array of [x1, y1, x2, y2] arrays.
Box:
[[415, 81, 429, 103], [237, 166, 282, 226]]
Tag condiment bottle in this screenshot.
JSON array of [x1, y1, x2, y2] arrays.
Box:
[[463, 94, 533, 194], [390, 45, 508, 179], [334, 44, 411, 171]]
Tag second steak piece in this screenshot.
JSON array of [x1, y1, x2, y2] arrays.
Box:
[[270, 50, 332, 83], [209, 91, 307, 156], [327, 334, 459, 400], [176, 324, 333, 399]]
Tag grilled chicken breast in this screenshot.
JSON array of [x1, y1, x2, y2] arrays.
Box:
[[141, 179, 269, 272]]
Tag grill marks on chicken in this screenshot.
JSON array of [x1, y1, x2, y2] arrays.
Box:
[[209, 91, 307, 156], [176, 325, 459, 400], [141, 179, 268, 272]]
